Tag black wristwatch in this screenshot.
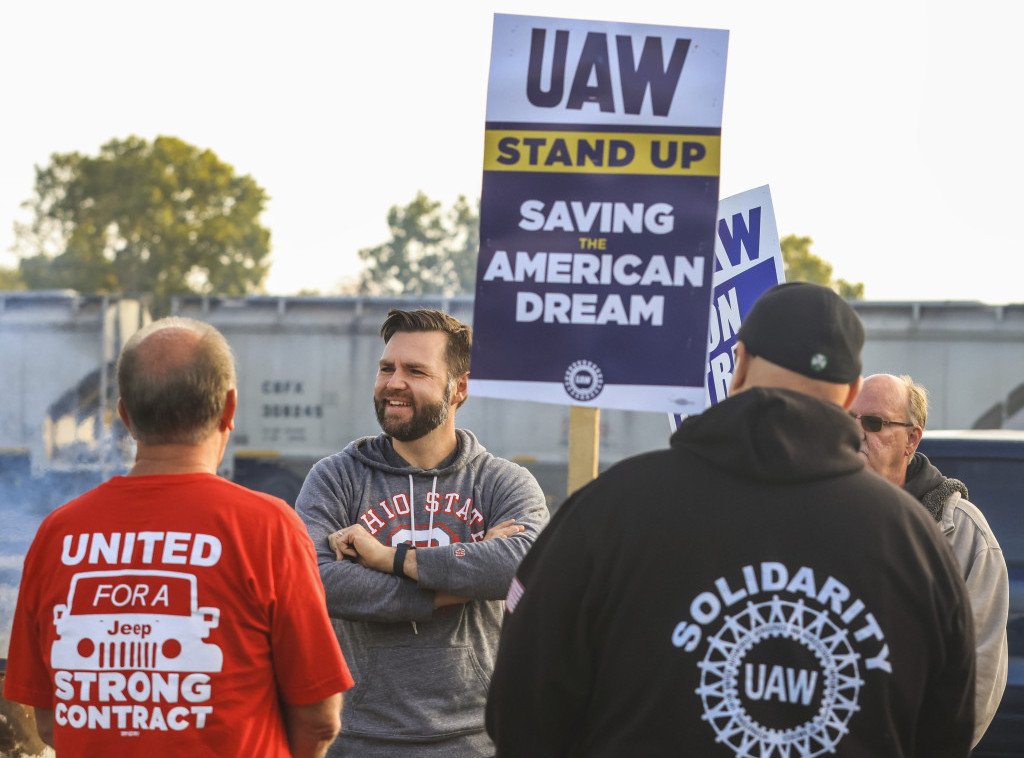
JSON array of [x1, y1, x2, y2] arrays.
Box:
[[393, 542, 414, 578]]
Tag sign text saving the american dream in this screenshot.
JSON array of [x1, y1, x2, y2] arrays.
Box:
[[481, 199, 704, 327]]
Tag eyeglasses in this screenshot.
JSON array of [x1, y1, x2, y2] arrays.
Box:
[[849, 412, 916, 433]]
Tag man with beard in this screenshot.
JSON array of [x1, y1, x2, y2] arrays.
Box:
[[296, 308, 549, 757]]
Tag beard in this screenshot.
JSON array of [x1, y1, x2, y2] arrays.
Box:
[[374, 384, 452, 442]]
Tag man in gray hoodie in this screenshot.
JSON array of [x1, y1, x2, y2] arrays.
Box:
[[297, 308, 549, 757]]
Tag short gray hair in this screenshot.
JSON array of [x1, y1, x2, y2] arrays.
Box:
[[897, 374, 928, 429], [117, 317, 236, 445]]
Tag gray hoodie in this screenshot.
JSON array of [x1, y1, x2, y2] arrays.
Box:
[[297, 429, 549, 757]]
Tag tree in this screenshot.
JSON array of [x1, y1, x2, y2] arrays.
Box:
[[780, 234, 865, 300], [0, 265, 25, 290], [357, 192, 479, 296], [13, 136, 271, 312]]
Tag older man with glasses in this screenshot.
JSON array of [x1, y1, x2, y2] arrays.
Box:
[[849, 372, 1009, 747]]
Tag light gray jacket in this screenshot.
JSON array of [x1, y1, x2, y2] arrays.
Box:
[[905, 452, 1009, 746], [940, 489, 1009, 746], [297, 429, 549, 757]]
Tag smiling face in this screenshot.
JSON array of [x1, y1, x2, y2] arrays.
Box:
[[373, 331, 463, 443], [848, 374, 923, 486]]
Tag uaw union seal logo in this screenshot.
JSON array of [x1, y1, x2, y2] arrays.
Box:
[[697, 597, 862, 757], [563, 360, 604, 402], [672, 562, 890, 758]]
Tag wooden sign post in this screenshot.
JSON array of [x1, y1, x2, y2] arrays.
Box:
[[568, 406, 600, 496]]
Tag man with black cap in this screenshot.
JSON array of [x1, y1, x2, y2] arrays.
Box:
[[486, 282, 975, 757]]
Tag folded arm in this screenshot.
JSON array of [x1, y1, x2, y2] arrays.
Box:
[[414, 464, 549, 598], [330, 518, 528, 607], [296, 462, 438, 622]]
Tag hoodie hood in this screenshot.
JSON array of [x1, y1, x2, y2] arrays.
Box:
[[344, 428, 487, 476], [671, 387, 865, 484], [904, 451, 969, 522]]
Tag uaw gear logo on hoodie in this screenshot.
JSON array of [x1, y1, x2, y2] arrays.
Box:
[[670, 561, 891, 758]]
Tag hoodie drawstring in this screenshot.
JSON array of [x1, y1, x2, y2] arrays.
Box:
[[408, 474, 416, 547], [427, 475, 437, 548], [402, 474, 441, 636], [407, 474, 419, 635]]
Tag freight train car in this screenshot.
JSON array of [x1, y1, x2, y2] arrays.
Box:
[[6, 291, 1024, 509]]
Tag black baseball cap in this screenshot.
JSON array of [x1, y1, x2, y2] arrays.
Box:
[[736, 282, 864, 383]]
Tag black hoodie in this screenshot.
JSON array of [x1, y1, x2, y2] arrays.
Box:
[[487, 387, 975, 758]]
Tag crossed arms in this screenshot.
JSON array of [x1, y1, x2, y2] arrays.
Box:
[[329, 519, 524, 608], [296, 457, 549, 623]]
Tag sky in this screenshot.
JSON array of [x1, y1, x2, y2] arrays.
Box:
[[2, 0, 1022, 303]]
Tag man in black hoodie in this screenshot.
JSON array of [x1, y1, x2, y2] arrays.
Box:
[[486, 282, 975, 757], [849, 373, 1007, 746]]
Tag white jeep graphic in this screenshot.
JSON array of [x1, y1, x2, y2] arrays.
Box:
[[51, 569, 222, 672]]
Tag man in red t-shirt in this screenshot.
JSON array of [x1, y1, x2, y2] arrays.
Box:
[[4, 317, 353, 757]]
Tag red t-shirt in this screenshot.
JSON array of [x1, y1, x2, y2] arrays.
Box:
[[4, 473, 353, 757]]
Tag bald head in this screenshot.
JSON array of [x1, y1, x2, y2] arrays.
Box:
[[857, 374, 929, 427], [117, 317, 236, 445]]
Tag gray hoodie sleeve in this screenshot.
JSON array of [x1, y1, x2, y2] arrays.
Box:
[[296, 456, 438, 623], [414, 457, 549, 598]]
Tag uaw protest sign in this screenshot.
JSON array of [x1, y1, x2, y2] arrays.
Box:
[[469, 14, 729, 413], [670, 185, 785, 429]]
